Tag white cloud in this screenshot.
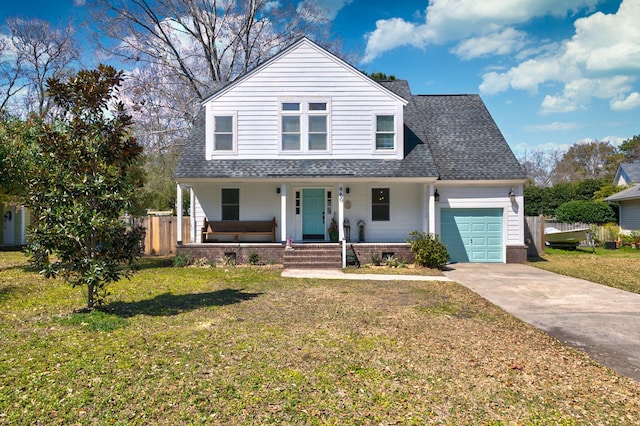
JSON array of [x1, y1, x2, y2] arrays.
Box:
[[479, 56, 568, 94], [264, 1, 281, 12], [313, 0, 354, 20], [539, 76, 635, 114], [424, 0, 599, 42], [363, 18, 429, 63], [363, 0, 599, 62], [525, 121, 581, 131], [480, 0, 640, 113], [567, 0, 640, 74], [541, 95, 578, 113], [611, 92, 640, 110], [73, 0, 86, 6], [453, 28, 526, 60]]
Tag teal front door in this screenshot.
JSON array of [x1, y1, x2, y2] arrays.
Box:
[[302, 189, 325, 240], [441, 208, 503, 263]]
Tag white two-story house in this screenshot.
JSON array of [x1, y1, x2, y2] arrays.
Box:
[[174, 37, 527, 267]]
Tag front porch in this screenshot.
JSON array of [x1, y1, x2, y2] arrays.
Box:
[[176, 242, 415, 269]]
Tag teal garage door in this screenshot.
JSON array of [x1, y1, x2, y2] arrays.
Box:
[[441, 208, 503, 263]]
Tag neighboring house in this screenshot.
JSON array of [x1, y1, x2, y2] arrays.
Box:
[[174, 37, 527, 266], [605, 162, 640, 233], [1, 204, 29, 248], [613, 162, 640, 186]]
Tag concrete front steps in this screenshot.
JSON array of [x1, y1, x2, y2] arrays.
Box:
[[283, 244, 342, 269]]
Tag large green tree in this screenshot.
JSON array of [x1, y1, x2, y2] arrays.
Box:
[[524, 178, 612, 217], [551, 140, 622, 184], [24, 65, 144, 309], [0, 114, 31, 198], [620, 134, 640, 161]]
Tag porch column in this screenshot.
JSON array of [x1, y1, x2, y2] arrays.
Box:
[[280, 184, 287, 243], [20, 205, 26, 245], [338, 184, 345, 241], [190, 187, 196, 244], [423, 184, 429, 233], [428, 182, 436, 235], [176, 183, 183, 245]]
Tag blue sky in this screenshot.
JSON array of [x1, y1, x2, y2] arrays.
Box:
[[3, 0, 639, 157]]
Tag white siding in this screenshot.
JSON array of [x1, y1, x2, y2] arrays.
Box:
[[620, 200, 640, 232], [191, 183, 282, 242], [330, 182, 424, 243], [188, 182, 524, 247], [204, 41, 405, 161]]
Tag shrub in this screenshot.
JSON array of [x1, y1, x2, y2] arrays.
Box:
[[383, 254, 399, 268], [173, 254, 192, 267], [555, 200, 616, 224], [602, 222, 620, 242], [407, 231, 450, 269], [249, 251, 261, 265]]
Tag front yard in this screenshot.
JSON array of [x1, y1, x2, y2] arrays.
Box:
[[2, 251, 640, 424], [528, 246, 640, 294]]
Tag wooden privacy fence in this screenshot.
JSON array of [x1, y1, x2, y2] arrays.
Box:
[[131, 215, 191, 256], [525, 216, 545, 257], [525, 215, 611, 257]]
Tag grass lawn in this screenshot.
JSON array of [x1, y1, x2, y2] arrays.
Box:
[[2, 251, 640, 425], [528, 246, 640, 294]]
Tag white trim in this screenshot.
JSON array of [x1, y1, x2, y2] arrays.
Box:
[[371, 112, 397, 154], [190, 188, 196, 243], [209, 111, 238, 157], [277, 97, 332, 154], [280, 184, 287, 242], [176, 183, 183, 244]]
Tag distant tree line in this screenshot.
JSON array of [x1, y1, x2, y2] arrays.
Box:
[[521, 135, 640, 222]]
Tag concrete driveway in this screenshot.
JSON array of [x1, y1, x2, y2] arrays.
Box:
[[443, 263, 640, 382]]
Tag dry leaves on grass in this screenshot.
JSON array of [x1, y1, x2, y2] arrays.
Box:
[[2, 255, 640, 425]]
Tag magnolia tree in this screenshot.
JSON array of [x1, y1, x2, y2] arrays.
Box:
[[24, 65, 144, 310]]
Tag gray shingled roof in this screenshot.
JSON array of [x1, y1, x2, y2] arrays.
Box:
[[605, 184, 640, 201], [175, 80, 525, 181], [618, 163, 640, 184]]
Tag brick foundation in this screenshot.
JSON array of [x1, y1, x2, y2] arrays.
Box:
[[177, 244, 284, 265], [350, 243, 415, 265]]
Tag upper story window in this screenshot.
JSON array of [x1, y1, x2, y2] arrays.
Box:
[[281, 103, 301, 151], [375, 115, 395, 150], [211, 112, 237, 154], [214, 116, 234, 151], [280, 100, 329, 152]]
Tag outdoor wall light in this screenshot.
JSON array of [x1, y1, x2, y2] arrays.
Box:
[[508, 188, 516, 203], [276, 187, 281, 194], [434, 189, 440, 202], [346, 187, 350, 194]]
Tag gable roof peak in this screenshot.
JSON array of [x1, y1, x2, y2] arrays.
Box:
[[202, 36, 408, 105]]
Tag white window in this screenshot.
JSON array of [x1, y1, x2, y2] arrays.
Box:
[[280, 100, 329, 152], [375, 115, 395, 150], [281, 103, 301, 151], [308, 102, 327, 151], [214, 116, 234, 151], [211, 113, 237, 154]]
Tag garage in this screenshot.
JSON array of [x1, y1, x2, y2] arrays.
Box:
[[440, 208, 503, 263]]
